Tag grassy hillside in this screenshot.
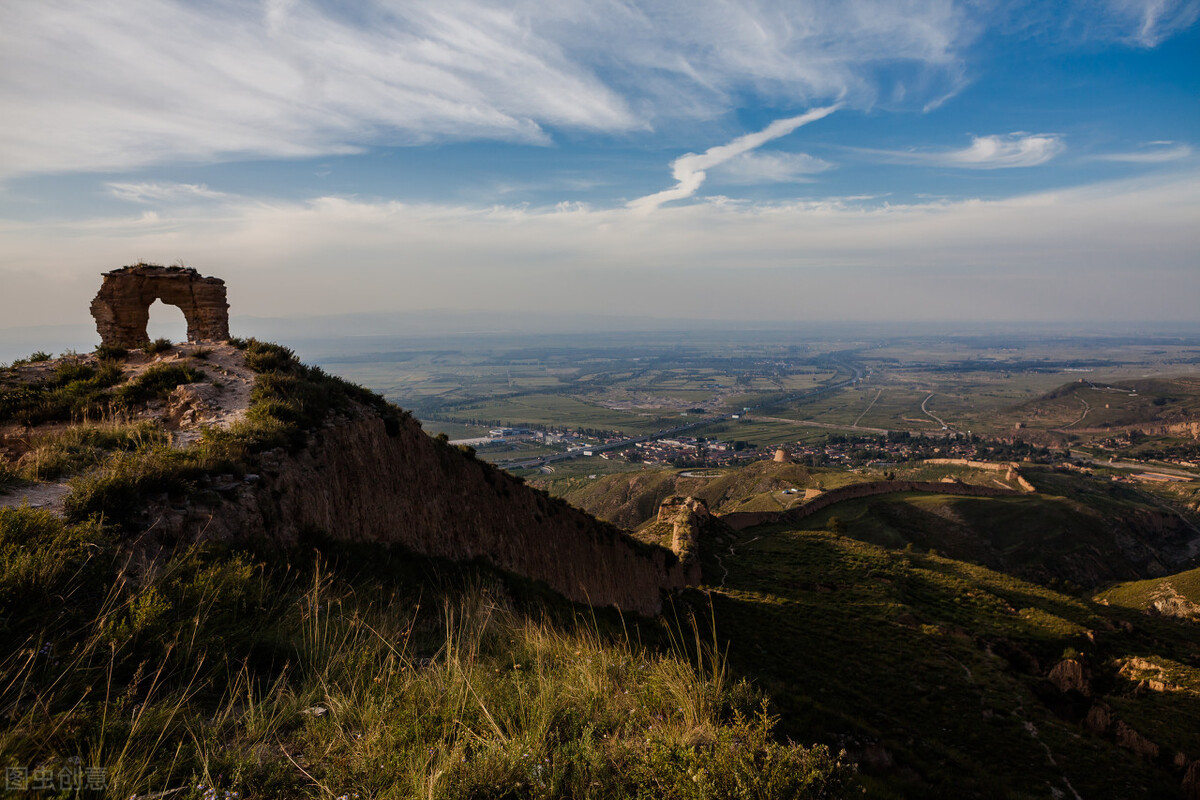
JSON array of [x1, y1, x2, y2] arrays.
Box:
[[0, 507, 850, 799], [0, 343, 851, 798], [1021, 376, 1200, 430], [546, 462, 863, 530], [1098, 567, 1200, 621], [697, 524, 1200, 798], [788, 488, 1187, 588]]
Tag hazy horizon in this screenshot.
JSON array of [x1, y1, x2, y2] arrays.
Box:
[[5, 307, 1200, 366]]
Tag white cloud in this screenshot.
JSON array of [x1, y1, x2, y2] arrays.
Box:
[[2, 170, 1197, 327], [1095, 142, 1193, 163], [994, 0, 1199, 47], [107, 182, 236, 203], [1109, 0, 1200, 45], [628, 106, 840, 210], [864, 133, 1066, 169], [0, 1, 971, 178], [713, 151, 834, 184]]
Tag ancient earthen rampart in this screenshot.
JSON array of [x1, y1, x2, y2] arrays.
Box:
[[155, 409, 689, 615]]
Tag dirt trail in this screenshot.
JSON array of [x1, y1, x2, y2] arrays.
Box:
[[0, 482, 70, 513]]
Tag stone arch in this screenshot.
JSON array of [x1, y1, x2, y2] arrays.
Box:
[[91, 264, 230, 348]]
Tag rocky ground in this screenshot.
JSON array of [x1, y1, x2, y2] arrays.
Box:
[[0, 341, 255, 513]]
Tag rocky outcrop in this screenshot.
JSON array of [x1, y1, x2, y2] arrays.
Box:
[[91, 264, 229, 347], [150, 407, 690, 615], [656, 496, 710, 584], [1085, 702, 1112, 734], [1114, 721, 1160, 760], [1184, 760, 1200, 800], [1048, 658, 1091, 695]]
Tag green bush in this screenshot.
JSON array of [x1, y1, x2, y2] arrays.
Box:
[[114, 363, 204, 406], [94, 343, 129, 361], [143, 337, 174, 354], [62, 445, 210, 525], [8, 350, 53, 367]]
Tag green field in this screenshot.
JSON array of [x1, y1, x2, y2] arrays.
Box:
[[447, 394, 674, 434]]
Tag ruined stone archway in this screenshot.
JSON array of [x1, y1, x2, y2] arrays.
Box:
[[91, 264, 230, 348]]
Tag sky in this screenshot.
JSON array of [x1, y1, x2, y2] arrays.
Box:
[[0, 0, 1198, 345]]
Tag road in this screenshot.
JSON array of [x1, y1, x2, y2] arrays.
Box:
[[1069, 450, 1198, 479], [853, 388, 883, 428], [921, 392, 954, 432]]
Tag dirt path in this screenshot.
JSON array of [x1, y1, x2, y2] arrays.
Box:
[[853, 388, 882, 428], [1062, 395, 1090, 429], [0, 482, 70, 513], [713, 535, 760, 589]]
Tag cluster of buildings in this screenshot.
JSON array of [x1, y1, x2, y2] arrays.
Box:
[[619, 436, 745, 466], [604, 431, 1058, 469]]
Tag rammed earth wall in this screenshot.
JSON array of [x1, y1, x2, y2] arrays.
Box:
[[156, 409, 689, 615]]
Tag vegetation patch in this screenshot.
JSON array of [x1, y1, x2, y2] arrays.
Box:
[[0, 359, 125, 426], [0, 507, 852, 799]]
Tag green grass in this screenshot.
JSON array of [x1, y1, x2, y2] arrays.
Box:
[[0, 359, 126, 426], [0, 507, 852, 799], [13, 421, 168, 481], [1096, 566, 1200, 618], [700, 525, 1186, 798], [444, 395, 673, 436]]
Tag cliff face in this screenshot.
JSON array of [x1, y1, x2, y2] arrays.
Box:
[[158, 410, 688, 615]]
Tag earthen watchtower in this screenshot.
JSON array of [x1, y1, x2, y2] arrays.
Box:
[[90, 264, 229, 348]]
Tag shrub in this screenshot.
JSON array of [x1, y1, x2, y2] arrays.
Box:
[[143, 337, 175, 354], [114, 364, 204, 406], [95, 343, 129, 361], [8, 350, 53, 367], [62, 445, 210, 525], [0, 458, 20, 491], [0, 360, 126, 426]]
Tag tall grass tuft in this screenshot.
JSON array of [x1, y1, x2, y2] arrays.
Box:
[[0, 510, 851, 798], [16, 421, 168, 482]]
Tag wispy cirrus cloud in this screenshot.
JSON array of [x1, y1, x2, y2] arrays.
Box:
[[1094, 141, 1193, 163], [1103, 0, 1200, 45], [628, 106, 840, 211], [995, 0, 1200, 46], [712, 151, 834, 184], [107, 182, 237, 204], [0, 1, 968, 179], [862, 133, 1066, 169]]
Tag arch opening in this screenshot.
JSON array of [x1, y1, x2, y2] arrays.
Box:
[[146, 299, 189, 345], [90, 264, 230, 349]]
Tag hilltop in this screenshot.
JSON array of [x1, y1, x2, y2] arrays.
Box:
[[3, 333, 1200, 798]]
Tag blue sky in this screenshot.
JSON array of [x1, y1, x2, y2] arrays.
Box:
[[0, 0, 1197, 337]]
